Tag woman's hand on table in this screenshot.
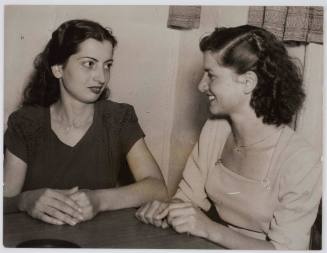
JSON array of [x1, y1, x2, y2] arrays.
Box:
[[69, 189, 101, 222], [18, 187, 83, 226], [135, 200, 169, 228], [135, 199, 185, 228], [165, 202, 213, 239], [136, 200, 213, 239]]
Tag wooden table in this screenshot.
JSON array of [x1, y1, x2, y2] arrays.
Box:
[[3, 208, 222, 249]]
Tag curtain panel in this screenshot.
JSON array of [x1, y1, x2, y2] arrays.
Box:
[[167, 6, 201, 30], [248, 6, 323, 44]]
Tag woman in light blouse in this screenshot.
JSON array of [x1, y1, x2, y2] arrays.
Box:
[[136, 25, 321, 250]]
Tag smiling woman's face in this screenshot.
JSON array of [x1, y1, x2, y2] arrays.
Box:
[[198, 51, 246, 117], [53, 38, 114, 104]]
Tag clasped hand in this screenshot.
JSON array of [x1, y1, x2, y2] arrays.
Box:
[[135, 200, 212, 239], [19, 187, 100, 226]]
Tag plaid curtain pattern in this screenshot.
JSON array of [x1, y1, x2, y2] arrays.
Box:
[[248, 6, 323, 44]]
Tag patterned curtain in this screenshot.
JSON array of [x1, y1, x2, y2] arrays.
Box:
[[167, 6, 201, 30], [248, 6, 323, 44]]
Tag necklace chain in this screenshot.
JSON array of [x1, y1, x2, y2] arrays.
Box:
[[63, 119, 89, 131], [233, 128, 282, 152]]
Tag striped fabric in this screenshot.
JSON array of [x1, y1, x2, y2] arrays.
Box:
[[248, 6, 323, 44]]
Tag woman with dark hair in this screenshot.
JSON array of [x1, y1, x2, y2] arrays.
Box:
[[4, 19, 168, 226], [136, 25, 321, 250]]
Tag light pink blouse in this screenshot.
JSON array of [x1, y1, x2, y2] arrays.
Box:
[[174, 119, 321, 250]]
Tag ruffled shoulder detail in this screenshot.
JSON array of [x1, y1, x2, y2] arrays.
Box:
[[7, 105, 48, 137], [97, 100, 138, 126]]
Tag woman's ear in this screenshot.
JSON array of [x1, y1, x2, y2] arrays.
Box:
[[238, 71, 257, 94], [51, 65, 63, 79]]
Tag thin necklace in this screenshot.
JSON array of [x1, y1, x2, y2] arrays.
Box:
[[52, 108, 94, 133], [62, 114, 93, 132], [233, 128, 283, 153]]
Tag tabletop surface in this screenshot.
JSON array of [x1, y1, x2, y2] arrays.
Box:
[[3, 208, 222, 249]]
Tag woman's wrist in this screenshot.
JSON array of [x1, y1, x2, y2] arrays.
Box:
[[205, 219, 223, 242], [93, 189, 109, 212]]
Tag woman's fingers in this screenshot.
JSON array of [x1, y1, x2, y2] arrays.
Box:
[[155, 205, 169, 220], [42, 205, 79, 226], [155, 202, 191, 220], [46, 198, 84, 221], [161, 219, 169, 229], [168, 212, 189, 227], [69, 192, 90, 207], [69, 190, 100, 222], [135, 201, 169, 225], [43, 190, 84, 221], [36, 211, 65, 225], [168, 205, 194, 218], [153, 218, 163, 227], [143, 201, 161, 225], [21, 188, 86, 225], [135, 202, 151, 224], [136, 201, 194, 230], [41, 189, 84, 224], [50, 190, 82, 212]]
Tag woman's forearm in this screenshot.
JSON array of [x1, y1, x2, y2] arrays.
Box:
[[205, 220, 275, 250], [96, 177, 168, 212]]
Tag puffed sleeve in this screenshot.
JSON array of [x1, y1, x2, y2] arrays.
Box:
[[4, 112, 28, 163], [173, 120, 222, 211], [120, 105, 145, 154], [268, 148, 322, 250]]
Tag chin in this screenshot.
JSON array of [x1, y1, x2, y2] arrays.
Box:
[[208, 107, 229, 119], [80, 96, 101, 104]]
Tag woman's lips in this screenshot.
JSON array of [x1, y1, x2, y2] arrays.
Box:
[[88, 87, 102, 94]]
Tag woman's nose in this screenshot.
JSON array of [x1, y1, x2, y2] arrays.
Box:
[[94, 67, 106, 84], [198, 73, 209, 92]]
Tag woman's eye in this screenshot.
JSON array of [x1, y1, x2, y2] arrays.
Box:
[[104, 63, 112, 70], [82, 61, 95, 69]]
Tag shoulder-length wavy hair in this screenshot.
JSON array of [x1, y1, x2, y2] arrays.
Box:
[[200, 25, 305, 126], [22, 19, 118, 107]]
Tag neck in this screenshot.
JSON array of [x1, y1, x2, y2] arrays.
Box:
[[229, 109, 280, 147], [51, 99, 94, 127]]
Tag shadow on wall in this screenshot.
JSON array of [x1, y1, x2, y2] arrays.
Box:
[[167, 69, 209, 196]]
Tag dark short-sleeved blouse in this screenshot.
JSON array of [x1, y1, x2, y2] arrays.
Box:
[[4, 100, 145, 191]]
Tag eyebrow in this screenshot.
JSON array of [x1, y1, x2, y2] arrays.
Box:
[[77, 57, 113, 63]]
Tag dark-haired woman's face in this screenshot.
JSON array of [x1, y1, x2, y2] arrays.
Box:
[[53, 38, 114, 104], [198, 52, 245, 116]]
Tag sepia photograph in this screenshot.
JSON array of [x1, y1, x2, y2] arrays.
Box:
[[2, 1, 324, 251]]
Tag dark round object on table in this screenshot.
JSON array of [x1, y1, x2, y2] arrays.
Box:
[[17, 239, 80, 248]]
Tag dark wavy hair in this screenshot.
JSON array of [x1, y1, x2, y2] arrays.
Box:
[[22, 19, 118, 107], [200, 25, 305, 126]]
